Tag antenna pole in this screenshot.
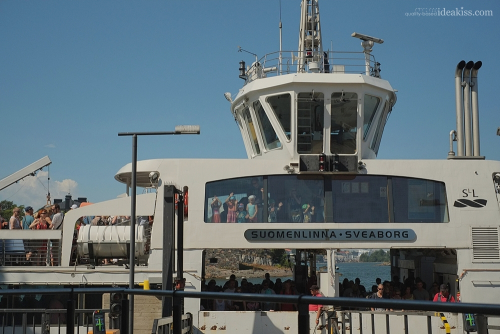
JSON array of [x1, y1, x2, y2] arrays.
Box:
[[46, 165, 51, 205], [279, 0, 282, 75]]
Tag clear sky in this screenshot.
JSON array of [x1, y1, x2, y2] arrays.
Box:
[[1, 0, 499, 210]]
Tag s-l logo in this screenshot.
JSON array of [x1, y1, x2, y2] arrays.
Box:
[[454, 189, 487, 208]]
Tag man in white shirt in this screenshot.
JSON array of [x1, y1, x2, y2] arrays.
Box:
[[51, 204, 64, 266], [51, 204, 64, 230]]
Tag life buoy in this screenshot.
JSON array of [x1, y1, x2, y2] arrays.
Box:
[[183, 189, 188, 218]]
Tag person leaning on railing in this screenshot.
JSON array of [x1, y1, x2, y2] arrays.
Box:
[[29, 209, 53, 266]]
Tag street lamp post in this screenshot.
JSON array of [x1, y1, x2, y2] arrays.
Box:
[[118, 126, 200, 333]]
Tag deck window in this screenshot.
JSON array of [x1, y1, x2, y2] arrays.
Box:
[[331, 175, 389, 223], [205, 175, 448, 223]]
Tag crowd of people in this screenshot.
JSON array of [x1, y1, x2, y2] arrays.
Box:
[[199, 274, 455, 313], [208, 178, 325, 224], [339, 276, 456, 310], [1, 203, 153, 266], [1, 204, 68, 266], [200, 273, 324, 312]]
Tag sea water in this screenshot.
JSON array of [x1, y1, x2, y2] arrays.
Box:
[[213, 262, 390, 288]]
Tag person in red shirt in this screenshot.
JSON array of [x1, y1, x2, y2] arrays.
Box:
[[433, 284, 455, 302], [309, 285, 323, 325]]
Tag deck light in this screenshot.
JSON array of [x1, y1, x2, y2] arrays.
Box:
[[174, 125, 200, 134], [319, 154, 326, 171]]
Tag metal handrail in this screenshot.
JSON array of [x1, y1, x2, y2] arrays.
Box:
[[1, 287, 498, 334], [2, 287, 500, 315]]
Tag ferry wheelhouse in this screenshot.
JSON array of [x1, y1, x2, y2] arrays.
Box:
[[2, 1, 499, 333]]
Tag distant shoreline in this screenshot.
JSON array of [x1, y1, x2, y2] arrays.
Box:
[[205, 266, 293, 279]]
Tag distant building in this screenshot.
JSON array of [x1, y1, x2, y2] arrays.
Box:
[[53, 194, 87, 212]]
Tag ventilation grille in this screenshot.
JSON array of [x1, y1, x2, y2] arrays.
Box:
[[472, 227, 500, 261]]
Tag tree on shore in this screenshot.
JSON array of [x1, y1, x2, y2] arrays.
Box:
[[359, 249, 390, 262], [1, 200, 24, 221], [269, 249, 290, 267]]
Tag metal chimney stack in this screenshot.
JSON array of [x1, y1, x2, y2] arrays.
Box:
[[453, 60, 482, 158], [471, 61, 482, 156], [454, 60, 466, 157], [463, 61, 474, 156]]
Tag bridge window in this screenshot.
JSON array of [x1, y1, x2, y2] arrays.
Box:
[[331, 92, 357, 154], [267, 94, 291, 140], [205, 175, 448, 223], [267, 175, 324, 223], [254, 100, 281, 150], [363, 95, 381, 139], [392, 177, 449, 223], [205, 177, 264, 223], [332, 175, 389, 223], [370, 101, 390, 154], [297, 92, 324, 154], [242, 107, 260, 155]]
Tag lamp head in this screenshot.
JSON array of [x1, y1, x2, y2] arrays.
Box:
[[149, 171, 160, 187]]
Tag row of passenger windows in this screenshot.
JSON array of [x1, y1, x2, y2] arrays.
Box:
[[205, 175, 449, 224], [241, 92, 388, 156]]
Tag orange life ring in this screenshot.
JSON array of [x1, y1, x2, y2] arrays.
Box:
[[183, 189, 188, 217]]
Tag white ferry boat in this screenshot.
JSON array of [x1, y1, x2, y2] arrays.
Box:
[[1, 1, 499, 333]]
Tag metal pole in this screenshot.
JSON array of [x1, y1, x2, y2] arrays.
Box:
[[297, 296, 309, 334], [129, 134, 137, 333], [66, 289, 75, 334], [476, 314, 488, 334], [177, 192, 184, 293], [174, 192, 184, 334], [162, 185, 175, 317]]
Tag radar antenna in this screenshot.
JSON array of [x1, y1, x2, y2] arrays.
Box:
[[296, 0, 323, 73]]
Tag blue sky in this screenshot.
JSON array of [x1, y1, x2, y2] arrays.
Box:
[[1, 1, 499, 209]]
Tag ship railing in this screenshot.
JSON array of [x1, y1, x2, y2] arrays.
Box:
[[1, 288, 500, 334], [243, 50, 378, 84], [0, 307, 109, 334], [0, 230, 61, 267]]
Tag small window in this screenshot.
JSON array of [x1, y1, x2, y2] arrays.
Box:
[[242, 107, 260, 155], [267, 94, 292, 140], [254, 100, 281, 150], [363, 95, 381, 139]]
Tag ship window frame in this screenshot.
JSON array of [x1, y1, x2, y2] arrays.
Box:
[[330, 92, 358, 155], [253, 99, 282, 151], [370, 101, 390, 154], [241, 106, 261, 156], [363, 94, 381, 140], [266, 93, 292, 142], [297, 92, 324, 154]]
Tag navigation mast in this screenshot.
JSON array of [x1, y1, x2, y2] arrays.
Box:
[[296, 0, 323, 73]]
